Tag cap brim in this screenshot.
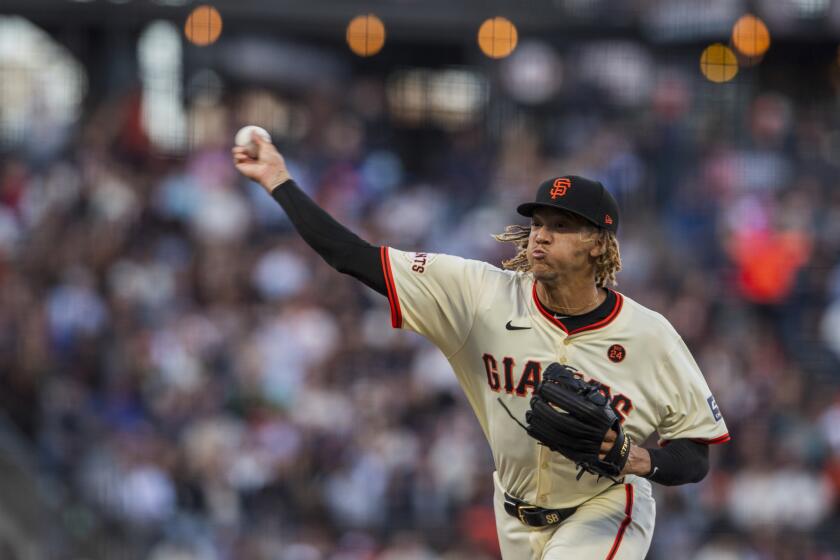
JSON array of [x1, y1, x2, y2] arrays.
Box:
[[516, 202, 608, 230], [516, 202, 546, 217]]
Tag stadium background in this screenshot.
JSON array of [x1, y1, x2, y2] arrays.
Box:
[[2, 0, 840, 558]]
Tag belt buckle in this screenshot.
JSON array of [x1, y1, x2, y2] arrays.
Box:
[[516, 504, 538, 525]]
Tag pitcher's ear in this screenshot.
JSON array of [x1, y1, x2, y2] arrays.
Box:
[[589, 230, 607, 258]]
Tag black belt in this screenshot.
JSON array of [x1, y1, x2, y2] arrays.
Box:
[[503, 492, 577, 528]]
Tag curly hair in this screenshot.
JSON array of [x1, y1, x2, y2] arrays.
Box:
[[492, 225, 622, 287]]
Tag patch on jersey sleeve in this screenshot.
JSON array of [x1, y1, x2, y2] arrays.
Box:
[[409, 252, 438, 274], [707, 395, 722, 422]]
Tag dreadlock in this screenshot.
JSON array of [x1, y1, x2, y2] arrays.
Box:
[[492, 225, 622, 287]]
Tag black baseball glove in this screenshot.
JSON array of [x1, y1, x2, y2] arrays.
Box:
[[518, 363, 632, 481]]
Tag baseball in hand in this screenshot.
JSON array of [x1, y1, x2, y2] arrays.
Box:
[[234, 125, 272, 158]]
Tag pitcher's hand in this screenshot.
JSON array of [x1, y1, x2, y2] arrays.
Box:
[[232, 132, 291, 193]]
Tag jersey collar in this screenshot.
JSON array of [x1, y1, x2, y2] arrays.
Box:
[[531, 283, 624, 335]]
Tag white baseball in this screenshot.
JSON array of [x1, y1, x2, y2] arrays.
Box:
[[234, 125, 272, 158]]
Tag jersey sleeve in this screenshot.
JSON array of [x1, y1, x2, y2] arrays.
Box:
[[381, 247, 489, 357], [656, 336, 730, 445]]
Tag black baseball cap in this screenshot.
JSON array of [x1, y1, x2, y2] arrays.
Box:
[[516, 175, 620, 234]]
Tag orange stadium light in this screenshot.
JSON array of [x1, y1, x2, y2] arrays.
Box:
[[478, 17, 518, 59], [346, 14, 386, 57], [732, 14, 770, 58], [700, 43, 738, 83], [184, 5, 223, 47]]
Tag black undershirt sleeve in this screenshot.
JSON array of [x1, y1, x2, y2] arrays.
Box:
[[270, 179, 386, 296], [644, 439, 709, 486]]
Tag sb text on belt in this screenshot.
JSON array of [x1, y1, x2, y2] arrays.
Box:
[[503, 493, 577, 528]]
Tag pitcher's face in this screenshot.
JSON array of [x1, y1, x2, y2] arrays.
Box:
[[527, 207, 604, 284]]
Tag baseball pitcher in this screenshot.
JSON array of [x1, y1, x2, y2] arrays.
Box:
[[233, 134, 729, 559]]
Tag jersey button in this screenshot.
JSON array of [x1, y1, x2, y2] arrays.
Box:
[[541, 461, 549, 469], [539, 494, 547, 502], [563, 338, 572, 345]]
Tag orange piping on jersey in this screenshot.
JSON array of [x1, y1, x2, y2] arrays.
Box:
[[570, 292, 623, 335], [691, 433, 731, 445], [380, 247, 403, 328], [531, 284, 624, 335], [605, 484, 634, 560], [659, 433, 731, 447], [532, 284, 569, 333]]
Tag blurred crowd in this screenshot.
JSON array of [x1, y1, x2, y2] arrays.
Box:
[[2, 61, 840, 560]]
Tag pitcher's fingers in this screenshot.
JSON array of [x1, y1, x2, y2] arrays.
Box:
[[232, 147, 250, 156]]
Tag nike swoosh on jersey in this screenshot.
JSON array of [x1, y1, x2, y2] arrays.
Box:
[[505, 321, 531, 331]]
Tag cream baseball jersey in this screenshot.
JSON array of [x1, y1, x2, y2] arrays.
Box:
[[381, 247, 729, 509]]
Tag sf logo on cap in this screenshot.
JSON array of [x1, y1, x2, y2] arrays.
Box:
[[550, 178, 571, 199]]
